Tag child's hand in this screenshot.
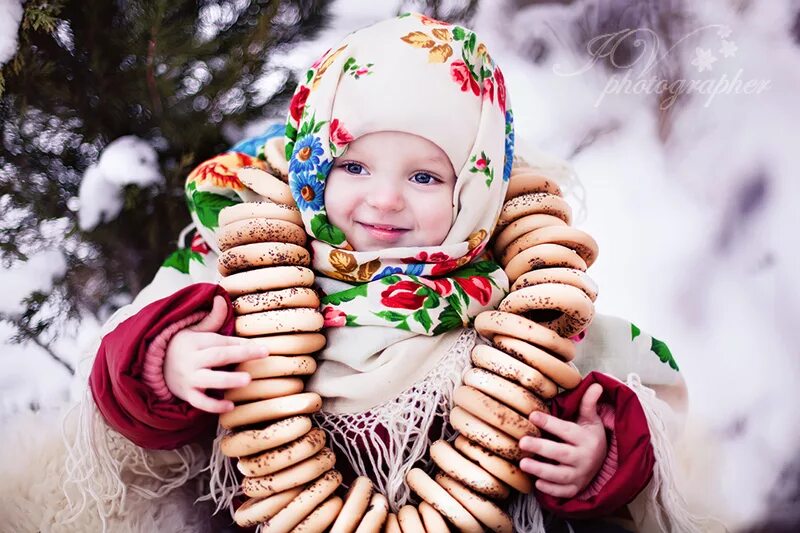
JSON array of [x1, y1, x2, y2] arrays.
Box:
[[519, 383, 607, 498], [164, 295, 267, 414]]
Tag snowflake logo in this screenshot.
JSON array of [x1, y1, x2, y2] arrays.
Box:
[[719, 39, 738, 58], [691, 47, 717, 72]]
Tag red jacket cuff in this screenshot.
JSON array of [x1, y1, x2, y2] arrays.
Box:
[[90, 283, 234, 450], [535, 371, 655, 518]]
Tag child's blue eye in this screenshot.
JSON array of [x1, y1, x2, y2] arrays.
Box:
[[411, 172, 440, 185], [342, 162, 366, 175]]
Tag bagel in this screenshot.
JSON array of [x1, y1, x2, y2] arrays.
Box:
[[218, 217, 306, 251], [449, 406, 524, 461], [453, 435, 534, 494], [510, 267, 598, 302], [405, 468, 483, 533], [493, 334, 583, 389], [261, 469, 342, 532], [470, 344, 558, 399], [235, 308, 324, 337], [237, 166, 294, 205], [500, 225, 598, 268], [474, 310, 576, 362], [219, 242, 310, 276], [462, 367, 546, 416], [429, 439, 510, 499], [220, 416, 312, 458], [504, 171, 562, 202], [219, 201, 301, 227], [492, 214, 567, 257], [353, 492, 389, 533], [453, 385, 539, 440], [504, 243, 587, 285], [220, 392, 322, 430], [233, 487, 303, 527], [497, 193, 572, 229], [220, 265, 315, 298], [237, 428, 327, 477], [498, 282, 595, 338], [242, 447, 336, 498], [434, 473, 513, 533], [233, 287, 320, 315], [237, 355, 318, 379]]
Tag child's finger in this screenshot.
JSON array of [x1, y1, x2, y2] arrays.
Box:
[[519, 436, 576, 465], [190, 368, 251, 390], [199, 344, 269, 368], [190, 296, 229, 333], [185, 389, 234, 414], [533, 479, 579, 499], [529, 411, 580, 444], [577, 383, 603, 425], [520, 457, 576, 485]]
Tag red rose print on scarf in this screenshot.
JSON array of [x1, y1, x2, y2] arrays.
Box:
[[419, 277, 453, 297], [401, 251, 452, 264], [483, 77, 494, 103], [495, 66, 507, 113], [330, 118, 354, 148], [451, 60, 480, 96], [190, 233, 210, 255], [381, 280, 426, 310], [455, 276, 493, 306], [290, 85, 310, 122], [322, 306, 347, 327]]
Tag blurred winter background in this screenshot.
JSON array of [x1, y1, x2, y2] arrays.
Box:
[[0, 0, 796, 530]]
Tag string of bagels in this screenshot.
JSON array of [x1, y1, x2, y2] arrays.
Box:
[[214, 135, 599, 533]]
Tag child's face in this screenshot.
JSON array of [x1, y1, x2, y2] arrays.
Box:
[[324, 131, 456, 252]]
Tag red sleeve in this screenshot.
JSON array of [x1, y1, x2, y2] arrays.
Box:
[[534, 371, 655, 518], [90, 282, 234, 450]]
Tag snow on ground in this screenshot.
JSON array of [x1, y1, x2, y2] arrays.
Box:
[[0, 0, 24, 66]]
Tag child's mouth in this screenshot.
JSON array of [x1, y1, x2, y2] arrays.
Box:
[[358, 222, 409, 242]]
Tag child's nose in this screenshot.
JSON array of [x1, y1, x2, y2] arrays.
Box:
[[365, 183, 404, 212]]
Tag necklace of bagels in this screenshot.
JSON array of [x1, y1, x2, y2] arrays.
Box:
[[214, 136, 599, 532]]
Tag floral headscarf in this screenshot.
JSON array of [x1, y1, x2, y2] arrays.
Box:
[[285, 12, 515, 336]]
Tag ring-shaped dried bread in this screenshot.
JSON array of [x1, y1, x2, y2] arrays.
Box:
[[448, 406, 524, 461], [241, 447, 336, 499], [453, 385, 539, 440], [233, 487, 304, 527], [224, 377, 305, 403], [474, 310, 576, 362], [510, 267, 598, 302], [219, 201, 302, 228], [492, 334, 583, 389], [418, 502, 449, 533], [219, 242, 311, 276], [462, 367, 546, 416], [260, 469, 342, 533], [237, 167, 294, 205], [237, 428, 327, 477], [435, 473, 513, 533], [220, 392, 322, 430], [220, 416, 312, 458], [384, 514, 401, 533], [246, 333, 326, 356], [264, 137, 290, 181], [406, 468, 483, 533], [235, 308, 324, 337], [504, 171, 563, 202], [237, 355, 317, 379], [470, 344, 558, 399], [233, 287, 320, 315], [397, 505, 426, 533], [500, 225, 599, 269], [497, 193, 572, 229], [353, 492, 389, 533], [330, 476, 374, 533], [429, 439, 510, 499], [220, 266, 315, 298], [293, 496, 344, 533], [492, 213, 567, 257], [218, 217, 306, 251], [453, 435, 534, 494], [498, 282, 595, 339], [504, 243, 587, 285]]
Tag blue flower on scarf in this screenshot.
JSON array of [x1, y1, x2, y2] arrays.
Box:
[[230, 123, 284, 156], [405, 263, 424, 276], [289, 134, 324, 175], [503, 110, 515, 182], [291, 170, 325, 211], [375, 266, 402, 280]]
